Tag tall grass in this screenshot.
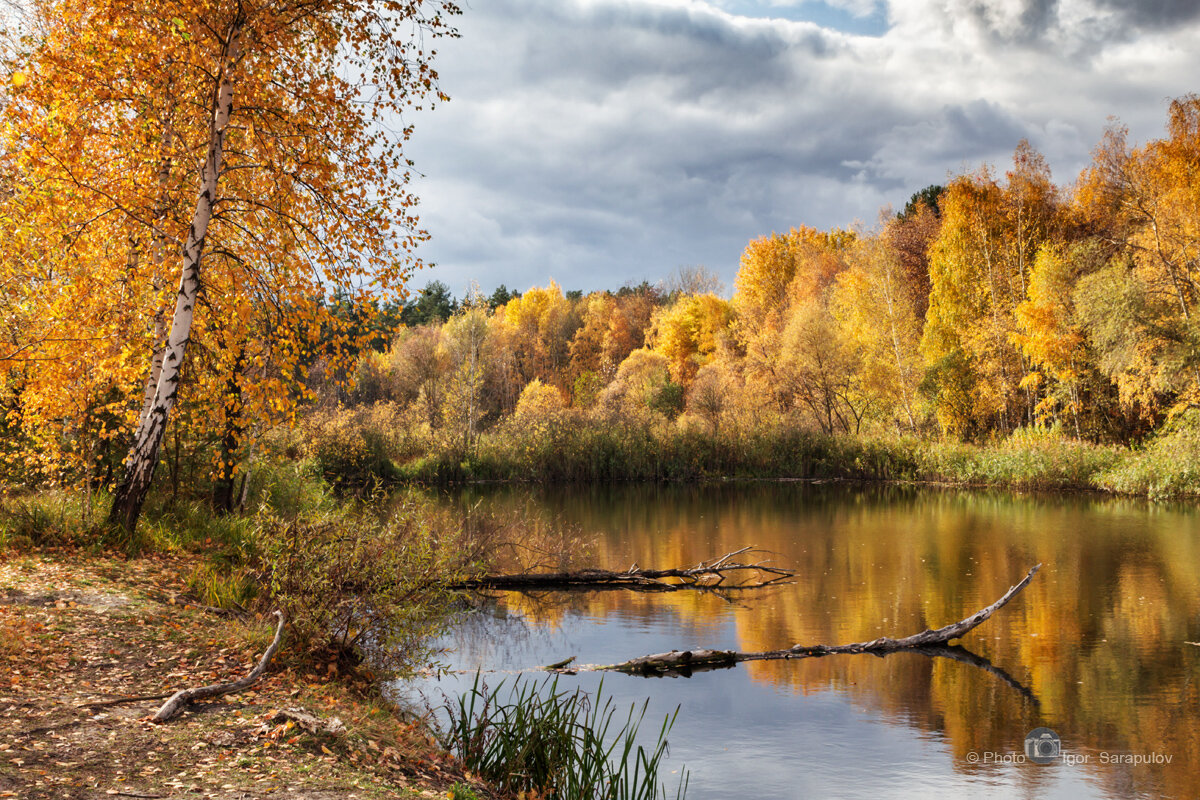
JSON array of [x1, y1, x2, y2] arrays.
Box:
[[439, 674, 687, 800], [377, 408, 1200, 498], [396, 414, 926, 485], [1096, 411, 1200, 500]]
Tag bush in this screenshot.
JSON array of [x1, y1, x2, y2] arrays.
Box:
[[302, 405, 400, 489], [254, 503, 467, 676], [1098, 410, 1200, 500], [0, 490, 99, 549]]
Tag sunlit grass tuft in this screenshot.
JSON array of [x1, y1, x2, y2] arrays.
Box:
[[439, 674, 687, 800]]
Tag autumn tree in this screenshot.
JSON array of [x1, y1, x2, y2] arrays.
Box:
[[779, 299, 867, 434], [1072, 98, 1200, 413], [884, 188, 943, 319], [921, 143, 1063, 438], [732, 226, 854, 411], [832, 235, 923, 433], [492, 282, 580, 391], [661, 265, 724, 301], [687, 362, 734, 434], [597, 349, 675, 420], [567, 292, 617, 387], [388, 325, 449, 428], [648, 293, 735, 385], [440, 292, 492, 454], [2, 0, 458, 531]]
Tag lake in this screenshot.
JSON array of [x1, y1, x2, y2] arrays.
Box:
[[403, 482, 1200, 799]]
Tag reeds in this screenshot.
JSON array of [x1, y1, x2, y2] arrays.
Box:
[[439, 674, 687, 800]]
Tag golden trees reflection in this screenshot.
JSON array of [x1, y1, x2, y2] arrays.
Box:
[[465, 485, 1200, 799]]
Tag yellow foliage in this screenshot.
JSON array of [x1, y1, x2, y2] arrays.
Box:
[[0, 0, 456, 494], [494, 282, 573, 388], [513, 379, 567, 423], [648, 293, 734, 385]]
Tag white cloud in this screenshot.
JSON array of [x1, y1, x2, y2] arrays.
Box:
[[403, 0, 1200, 295]]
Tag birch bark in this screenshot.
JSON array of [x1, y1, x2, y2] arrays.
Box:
[[109, 22, 243, 533]]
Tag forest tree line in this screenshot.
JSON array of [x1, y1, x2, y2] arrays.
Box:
[[343, 98, 1200, 456], [5, 79, 1200, 501]]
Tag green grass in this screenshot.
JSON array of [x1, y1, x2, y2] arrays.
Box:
[[439, 674, 687, 800], [1094, 411, 1200, 500]]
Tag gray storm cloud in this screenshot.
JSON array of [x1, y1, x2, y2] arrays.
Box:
[[405, 0, 1200, 295]]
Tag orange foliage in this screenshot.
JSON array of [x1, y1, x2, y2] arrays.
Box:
[[0, 0, 457, 498]]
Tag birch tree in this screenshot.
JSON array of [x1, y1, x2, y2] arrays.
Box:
[[2, 0, 458, 532]]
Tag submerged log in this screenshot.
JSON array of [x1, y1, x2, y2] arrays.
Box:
[[600, 565, 1041, 676], [452, 547, 794, 593]]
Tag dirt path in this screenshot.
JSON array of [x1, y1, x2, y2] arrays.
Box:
[[0, 551, 471, 800]]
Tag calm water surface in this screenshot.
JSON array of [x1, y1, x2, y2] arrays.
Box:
[[404, 483, 1200, 800]]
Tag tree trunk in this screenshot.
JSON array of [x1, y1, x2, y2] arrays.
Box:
[[451, 547, 794, 592], [213, 342, 248, 514], [108, 22, 243, 534], [600, 564, 1040, 676]]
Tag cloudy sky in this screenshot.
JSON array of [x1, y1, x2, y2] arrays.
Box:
[[404, 0, 1200, 297]]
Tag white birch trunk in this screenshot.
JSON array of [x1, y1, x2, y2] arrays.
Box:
[[110, 23, 243, 533], [139, 129, 175, 420]]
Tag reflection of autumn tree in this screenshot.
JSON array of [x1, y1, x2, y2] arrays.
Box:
[[469, 485, 1200, 800]]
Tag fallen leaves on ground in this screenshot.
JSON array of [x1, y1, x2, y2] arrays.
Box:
[[0, 549, 481, 800]]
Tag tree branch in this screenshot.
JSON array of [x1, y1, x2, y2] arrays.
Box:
[[152, 610, 285, 722], [599, 565, 1041, 675]]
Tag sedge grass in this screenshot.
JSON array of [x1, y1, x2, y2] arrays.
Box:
[[439, 674, 687, 800]]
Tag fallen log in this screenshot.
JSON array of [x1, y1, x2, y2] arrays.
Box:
[[451, 547, 794, 592], [152, 609, 285, 722], [599, 564, 1040, 676]]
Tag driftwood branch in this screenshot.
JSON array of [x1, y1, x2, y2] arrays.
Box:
[[452, 547, 794, 593], [599, 564, 1041, 676], [152, 610, 285, 723], [78, 692, 175, 709]]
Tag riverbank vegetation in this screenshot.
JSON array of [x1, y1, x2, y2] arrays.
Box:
[[294, 99, 1200, 500], [440, 675, 686, 800]]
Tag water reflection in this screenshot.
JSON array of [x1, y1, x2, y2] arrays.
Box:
[[420, 483, 1200, 800]]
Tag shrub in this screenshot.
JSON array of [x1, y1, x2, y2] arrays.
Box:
[[254, 504, 465, 676], [0, 490, 98, 549], [1098, 410, 1200, 499], [302, 405, 399, 489]]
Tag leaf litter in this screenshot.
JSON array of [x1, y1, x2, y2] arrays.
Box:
[[0, 550, 482, 799]]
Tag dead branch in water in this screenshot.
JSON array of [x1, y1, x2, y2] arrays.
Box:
[[451, 546, 794, 592], [595, 565, 1041, 676], [152, 610, 285, 722]]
